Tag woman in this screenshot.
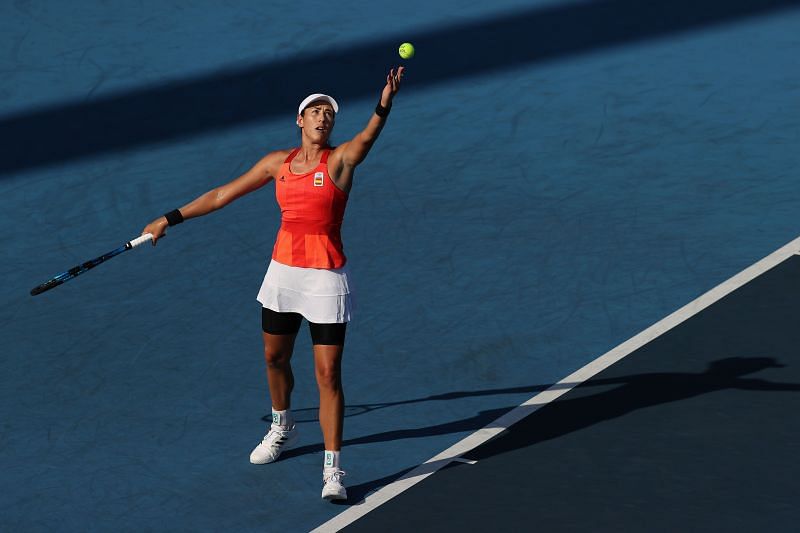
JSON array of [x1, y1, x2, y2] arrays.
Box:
[[142, 66, 405, 501]]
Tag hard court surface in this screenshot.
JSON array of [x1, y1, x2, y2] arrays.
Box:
[[1, 1, 799, 531]]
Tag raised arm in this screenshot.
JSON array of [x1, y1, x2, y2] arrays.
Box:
[[329, 67, 405, 190], [142, 150, 286, 244]]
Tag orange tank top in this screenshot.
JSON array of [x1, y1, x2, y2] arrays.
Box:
[[271, 148, 348, 268]]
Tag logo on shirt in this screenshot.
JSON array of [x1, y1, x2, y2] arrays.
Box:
[[314, 172, 324, 187], [279, 175, 285, 182]]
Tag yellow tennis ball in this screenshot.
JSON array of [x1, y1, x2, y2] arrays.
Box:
[[399, 42, 415, 59]]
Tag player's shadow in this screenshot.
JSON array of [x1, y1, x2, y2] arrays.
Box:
[[261, 383, 561, 425], [283, 356, 800, 505], [3, 0, 798, 175], [465, 356, 800, 462]]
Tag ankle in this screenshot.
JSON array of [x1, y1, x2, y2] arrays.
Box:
[[271, 408, 294, 428], [323, 450, 340, 472]]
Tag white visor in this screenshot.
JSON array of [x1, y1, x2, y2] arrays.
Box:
[[298, 93, 339, 116]]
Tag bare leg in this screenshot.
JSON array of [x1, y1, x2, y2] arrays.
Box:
[[262, 332, 298, 411], [314, 344, 345, 450]]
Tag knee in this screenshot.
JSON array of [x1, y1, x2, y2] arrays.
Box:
[[316, 363, 342, 391], [264, 346, 291, 368]]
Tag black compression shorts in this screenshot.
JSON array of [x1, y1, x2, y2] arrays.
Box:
[[261, 307, 347, 346]]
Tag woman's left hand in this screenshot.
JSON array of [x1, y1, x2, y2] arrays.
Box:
[[380, 66, 405, 107]]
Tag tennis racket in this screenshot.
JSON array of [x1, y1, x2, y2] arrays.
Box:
[[30, 233, 153, 296]]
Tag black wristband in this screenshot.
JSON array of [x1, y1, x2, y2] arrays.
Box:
[[164, 209, 184, 226], [375, 101, 392, 118]]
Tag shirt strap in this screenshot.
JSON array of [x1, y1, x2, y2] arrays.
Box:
[[284, 148, 301, 164]]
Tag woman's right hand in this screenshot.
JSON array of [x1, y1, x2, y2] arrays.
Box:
[[142, 217, 168, 246]]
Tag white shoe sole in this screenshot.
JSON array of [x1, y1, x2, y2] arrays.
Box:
[[322, 487, 347, 501]]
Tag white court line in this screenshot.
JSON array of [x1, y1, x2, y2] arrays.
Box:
[[313, 235, 800, 533]]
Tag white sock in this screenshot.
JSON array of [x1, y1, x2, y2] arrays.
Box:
[[271, 408, 293, 428], [323, 450, 340, 471]]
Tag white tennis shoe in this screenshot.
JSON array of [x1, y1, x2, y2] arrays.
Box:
[[321, 469, 347, 501], [249, 424, 299, 464]]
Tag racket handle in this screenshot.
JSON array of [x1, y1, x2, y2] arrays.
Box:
[[128, 233, 153, 249]]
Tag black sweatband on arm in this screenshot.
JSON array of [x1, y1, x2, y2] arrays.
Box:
[[164, 209, 184, 226], [375, 102, 391, 118]]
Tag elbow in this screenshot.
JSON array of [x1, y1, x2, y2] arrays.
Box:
[[363, 136, 380, 153], [206, 189, 229, 213], [359, 134, 377, 147], [212, 188, 230, 211]]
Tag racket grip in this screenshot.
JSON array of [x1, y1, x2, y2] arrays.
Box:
[[128, 233, 153, 249]]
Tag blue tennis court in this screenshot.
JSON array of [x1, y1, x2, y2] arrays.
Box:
[[2, 1, 799, 531]]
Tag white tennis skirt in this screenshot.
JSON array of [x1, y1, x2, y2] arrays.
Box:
[[256, 259, 354, 323]]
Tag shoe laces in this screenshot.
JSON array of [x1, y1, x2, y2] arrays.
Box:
[[263, 425, 292, 446], [324, 469, 346, 484]]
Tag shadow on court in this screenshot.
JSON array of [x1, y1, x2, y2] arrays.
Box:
[[275, 356, 799, 506], [2, 0, 798, 176], [265, 384, 559, 424], [281, 357, 798, 458], [466, 356, 800, 461]]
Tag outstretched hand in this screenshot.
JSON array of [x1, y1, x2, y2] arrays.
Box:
[[380, 66, 405, 107], [142, 217, 168, 246]]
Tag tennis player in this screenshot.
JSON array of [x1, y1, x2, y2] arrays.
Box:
[[142, 66, 405, 500]]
